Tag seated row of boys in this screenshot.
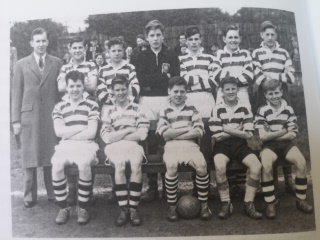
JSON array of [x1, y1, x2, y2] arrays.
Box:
[[51, 69, 313, 226]]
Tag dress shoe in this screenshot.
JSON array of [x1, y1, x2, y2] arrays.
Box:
[[296, 199, 313, 214], [24, 201, 36, 208]]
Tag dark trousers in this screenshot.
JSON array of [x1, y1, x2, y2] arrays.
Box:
[[24, 166, 54, 202]]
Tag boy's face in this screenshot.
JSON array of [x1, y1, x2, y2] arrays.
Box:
[[69, 41, 85, 62], [95, 55, 104, 66], [168, 85, 187, 107], [179, 35, 186, 44], [109, 44, 124, 63], [146, 28, 164, 51], [186, 33, 201, 53], [136, 38, 145, 47], [222, 83, 238, 102], [66, 79, 84, 102], [261, 28, 277, 49], [223, 30, 241, 52], [30, 33, 48, 56], [113, 83, 129, 104], [264, 86, 283, 108], [181, 46, 187, 54]]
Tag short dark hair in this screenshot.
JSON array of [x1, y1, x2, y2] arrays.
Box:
[[262, 79, 282, 93], [69, 36, 85, 48], [95, 53, 104, 60], [65, 70, 85, 85], [168, 76, 187, 90], [220, 75, 238, 89], [108, 37, 124, 49], [223, 25, 241, 37], [185, 26, 201, 39], [145, 20, 165, 36], [31, 28, 47, 40], [260, 21, 276, 32], [111, 74, 129, 89], [137, 34, 145, 40]]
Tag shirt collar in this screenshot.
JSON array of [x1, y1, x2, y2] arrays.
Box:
[[260, 41, 280, 50], [69, 58, 86, 66], [62, 91, 90, 103], [33, 52, 46, 64], [165, 99, 187, 111], [223, 46, 240, 54], [106, 59, 127, 69], [266, 99, 287, 112]]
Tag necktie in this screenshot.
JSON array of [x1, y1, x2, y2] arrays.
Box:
[[39, 56, 44, 71]]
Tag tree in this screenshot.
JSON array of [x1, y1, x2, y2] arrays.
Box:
[[10, 19, 66, 60]]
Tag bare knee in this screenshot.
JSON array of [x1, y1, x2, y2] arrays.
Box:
[[166, 163, 178, 177], [214, 157, 227, 177], [194, 160, 207, 176], [130, 161, 142, 175]]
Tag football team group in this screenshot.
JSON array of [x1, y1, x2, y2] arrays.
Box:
[[11, 18, 313, 227]]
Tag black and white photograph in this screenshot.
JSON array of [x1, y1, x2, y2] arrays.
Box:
[[2, 0, 320, 239]]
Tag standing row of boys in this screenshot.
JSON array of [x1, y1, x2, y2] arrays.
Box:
[[11, 19, 313, 227]]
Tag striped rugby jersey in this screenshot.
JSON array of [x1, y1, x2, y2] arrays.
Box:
[[252, 42, 295, 86], [179, 52, 218, 92], [57, 59, 98, 84], [52, 92, 100, 128], [100, 100, 149, 144], [156, 102, 205, 137], [212, 47, 254, 87], [209, 100, 253, 139], [97, 60, 140, 104], [254, 99, 298, 134]]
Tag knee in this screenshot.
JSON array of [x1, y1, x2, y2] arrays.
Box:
[[166, 163, 178, 177], [52, 161, 65, 174], [214, 159, 227, 176], [130, 161, 142, 175], [295, 158, 306, 171], [195, 160, 207, 175], [261, 158, 273, 173], [114, 161, 126, 174], [77, 162, 91, 175], [249, 160, 262, 176]]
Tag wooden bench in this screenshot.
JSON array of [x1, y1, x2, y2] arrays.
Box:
[[65, 118, 291, 188]]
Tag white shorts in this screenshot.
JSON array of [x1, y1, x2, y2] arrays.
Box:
[[186, 91, 215, 118], [105, 140, 146, 166], [139, 96, 168, 120], [51, 140, 99, 166], [216, 86, 251, 110], [163, 140, 206, 166]]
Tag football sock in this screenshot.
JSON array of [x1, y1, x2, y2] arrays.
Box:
[[261, 180, 276, 203], [52, 177, 67, 209], [196, 173, 209, 203], [236, 169, 247, 186], [295, 177, 307, 200], [226, 170, 236, 187], [114, 183, 128, 207], [78, 178, 92, 209], [165, 174, 178, 205], [129, 182, 142, 209], [217, 180, 230, 202], [244, 177, 260, 202]]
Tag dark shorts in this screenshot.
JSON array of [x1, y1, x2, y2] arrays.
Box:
[[262, 141, 295, 160], [213, 137, 254, 163]]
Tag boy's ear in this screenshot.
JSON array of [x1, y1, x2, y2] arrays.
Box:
[[223, 36, 226, 44], [260, 32, 264, 39], [167, 88, 170, 95]]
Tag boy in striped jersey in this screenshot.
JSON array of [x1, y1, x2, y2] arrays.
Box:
[[212, 25, 254, 108], [253, 20, 296, 196], [100, 75, 149, 226], [51, 70, 100, 225], [212, 25, 254, 196], [157, 76, 212, 222], [209, 76, 263, 220], [96, 37, 140, 105], [179, 26, 217, 118], [57, 36, 98, 97], [255, 79, 313, 219]]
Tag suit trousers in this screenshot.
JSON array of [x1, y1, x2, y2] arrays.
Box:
[[24, 166, 55, 202]]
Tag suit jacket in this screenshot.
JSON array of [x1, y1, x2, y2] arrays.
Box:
[[12, 54, 62, 168]]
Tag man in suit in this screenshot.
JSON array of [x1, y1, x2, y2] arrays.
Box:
[[11, 28, 62, 208]]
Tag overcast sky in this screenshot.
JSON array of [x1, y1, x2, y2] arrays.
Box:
[[52, 7, 241, 33]]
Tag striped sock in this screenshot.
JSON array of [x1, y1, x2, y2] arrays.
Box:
[[261, 180, 276, 203], [196, 174, 209, 203], [52, 177, 67, 209], [129, 182, 142, 209], [236, 170, 247, 186], [115, 184, 128, 207], [295, 177, 307, 200], [217, 180, 230, 202], [165, 174, 178, 206], [227, 171, 237, 188], [78, 178, 92, 209]]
